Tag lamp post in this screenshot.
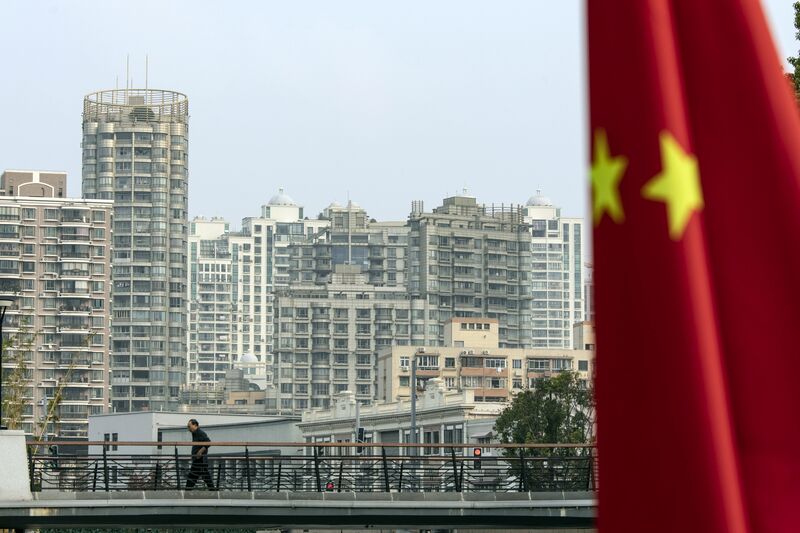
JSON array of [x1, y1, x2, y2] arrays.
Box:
[[409, 348, 425, 456], [0, 296, 16, 430]]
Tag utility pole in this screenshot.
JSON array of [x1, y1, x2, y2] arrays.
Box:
[[410, 349, 418, 456], [354, 397, 361, 454]]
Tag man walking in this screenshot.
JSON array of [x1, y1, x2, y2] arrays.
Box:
[[185, 419, 215, 490]]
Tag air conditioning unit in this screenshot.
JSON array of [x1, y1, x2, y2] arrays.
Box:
[[467, 350, 474, 355], [482, 350, 490, 355], [400, 367, 408, 373], [418, 347, 425, 353]]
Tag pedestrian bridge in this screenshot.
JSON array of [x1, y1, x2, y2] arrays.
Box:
[[0, 490, 596, 530], [0, 440, 597, 530]]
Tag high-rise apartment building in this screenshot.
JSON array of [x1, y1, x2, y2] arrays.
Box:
[[81, 89, 189, 412], [522, 191, 584, 348], [188, 217, 233, 388], [0, 170, 112, 437], [273, 265, 431, 413], [187, 191, 327, 389], [287, 201, 408, 287], [407, 194, 533, 348]]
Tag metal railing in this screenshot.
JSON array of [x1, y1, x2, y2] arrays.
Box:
[[26, 441, 596, 494]]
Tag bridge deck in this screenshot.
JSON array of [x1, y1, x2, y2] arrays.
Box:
[[0, 491, 596, 530]]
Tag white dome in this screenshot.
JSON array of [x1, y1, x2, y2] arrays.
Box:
[[239, 353, 258, 363], [526, 190, 553, 207], [268, 188, 297, 206], [327, 201, 341, 209]]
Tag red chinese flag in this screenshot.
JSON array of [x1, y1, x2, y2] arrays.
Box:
[[590, 0, 800, 531]]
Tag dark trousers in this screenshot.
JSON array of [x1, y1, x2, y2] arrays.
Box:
[[186, 456, 214, 489]]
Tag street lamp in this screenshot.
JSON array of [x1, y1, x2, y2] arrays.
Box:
[[409, 347, 425, 456], [0, 296, 16, 430]]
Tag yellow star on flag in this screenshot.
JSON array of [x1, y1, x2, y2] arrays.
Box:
[[591, 128, 627, 225], [642, 131, 704, 240]]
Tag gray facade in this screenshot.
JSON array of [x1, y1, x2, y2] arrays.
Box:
[[81, 89, 189, 412], [273, 265, 431, 414], [407, 195, 533, 348], [287, 201, 408, 288]]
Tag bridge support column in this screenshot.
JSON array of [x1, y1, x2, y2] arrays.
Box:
[[0, 430, 32, 501]]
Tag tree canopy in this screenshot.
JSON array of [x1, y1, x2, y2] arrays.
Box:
[[493, 370, 594, 455]]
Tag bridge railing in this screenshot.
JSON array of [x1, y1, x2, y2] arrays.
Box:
[[25, 441, 597, 494]]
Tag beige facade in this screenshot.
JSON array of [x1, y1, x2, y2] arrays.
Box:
[[573, 321, 596, 351], [377, 318, 594, 404], [0, 172, 112, 438], [444, 317, 499, 349], [0, 170, 66, 198]]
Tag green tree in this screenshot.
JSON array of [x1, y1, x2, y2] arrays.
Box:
[[1, 317, 36, 430], [786, 2, 800, 98], [32, 329, 98, 446], [493, 370, 594, 456]]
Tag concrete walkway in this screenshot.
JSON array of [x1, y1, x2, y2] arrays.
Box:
[[0, 490, 596, 530]]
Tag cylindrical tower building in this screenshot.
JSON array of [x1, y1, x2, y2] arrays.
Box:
[[82, 89, 189, 412]]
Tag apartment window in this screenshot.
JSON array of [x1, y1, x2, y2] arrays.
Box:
[[417, 355, 439, 369], [512, 359, 522, 369], [399, 356, 409, 369], [529, 359, 550, 371], [399, 376, 409, 387], [22, 208, 36, 220], [444, 357, 455, 368], [578, 360, 589, 371], [485, 358, 506, 369], [44, 209, 59, 220]]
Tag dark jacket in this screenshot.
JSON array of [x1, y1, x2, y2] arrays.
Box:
[[191, 428, 211, 456]]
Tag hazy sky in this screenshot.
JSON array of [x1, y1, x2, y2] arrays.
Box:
[[0, 1, 796, 227]]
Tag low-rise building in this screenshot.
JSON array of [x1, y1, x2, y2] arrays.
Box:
[[299, 379, 502, 454], [88, 411, 296, 456], [377, 317, 594, 403]]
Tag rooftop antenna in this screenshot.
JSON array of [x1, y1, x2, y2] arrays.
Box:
[[145, 54, 149, 93], [126, 54, 130, 91], [115, 75, 119, 90]]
